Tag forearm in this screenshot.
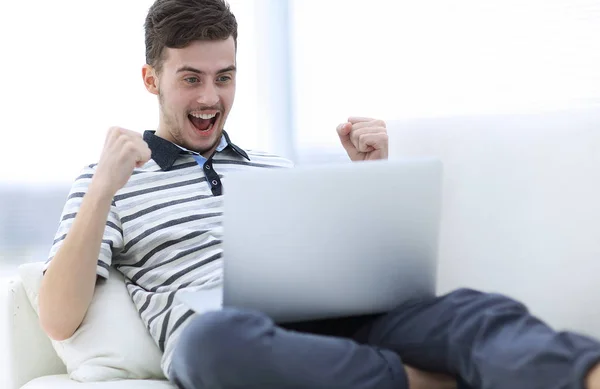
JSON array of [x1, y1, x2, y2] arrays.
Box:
[[39, 182, 114, 341]]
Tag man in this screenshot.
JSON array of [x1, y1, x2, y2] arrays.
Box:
[[38, 0, 600, 388]]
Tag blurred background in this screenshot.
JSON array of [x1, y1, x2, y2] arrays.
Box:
[[1, 0, 600, 276]]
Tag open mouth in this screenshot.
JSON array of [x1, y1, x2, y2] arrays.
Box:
[[188, 112, 220, 134]]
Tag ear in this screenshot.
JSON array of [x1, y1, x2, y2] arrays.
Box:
[[142, 64, 159, 96]]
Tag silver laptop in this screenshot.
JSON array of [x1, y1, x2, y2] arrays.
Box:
[[177, 157, 442, 323]]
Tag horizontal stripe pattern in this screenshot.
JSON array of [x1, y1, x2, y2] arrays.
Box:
[[45, 144, 293, 378]]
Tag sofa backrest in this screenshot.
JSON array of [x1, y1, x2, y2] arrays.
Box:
[[387, 105, 600, 338]]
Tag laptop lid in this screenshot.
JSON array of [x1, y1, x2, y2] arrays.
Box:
[[221, 157, 443, 323]]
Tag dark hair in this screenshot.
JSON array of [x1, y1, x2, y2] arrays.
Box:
[[144, 0, 238, 73]]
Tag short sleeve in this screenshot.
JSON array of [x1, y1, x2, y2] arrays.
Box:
[[44, 165, 124, 280]]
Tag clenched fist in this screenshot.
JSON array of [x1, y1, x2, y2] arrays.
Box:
[[337, 117, 389, 162], [91, 127, 152, 196]]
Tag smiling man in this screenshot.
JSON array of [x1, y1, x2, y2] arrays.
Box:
[[38, 1, 600, 389], [146, 39, 237, 155]]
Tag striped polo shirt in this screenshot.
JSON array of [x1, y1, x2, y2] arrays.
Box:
[[45, 130, 294, 377]]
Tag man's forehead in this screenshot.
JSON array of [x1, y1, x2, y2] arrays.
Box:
[[163, 38, 236, 71]]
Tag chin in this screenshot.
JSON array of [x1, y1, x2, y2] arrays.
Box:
[[188, 129, 222, 155]]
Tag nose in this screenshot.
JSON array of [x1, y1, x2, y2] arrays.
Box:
[[197, 82, 219, 107]]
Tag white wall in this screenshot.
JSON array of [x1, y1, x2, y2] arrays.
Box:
[[290, 0, 600, 155]]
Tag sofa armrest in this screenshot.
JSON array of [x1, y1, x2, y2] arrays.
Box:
[[1, 276, 66, 389]]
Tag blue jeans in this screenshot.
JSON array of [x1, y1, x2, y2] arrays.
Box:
[[170, 288, 600, 389]]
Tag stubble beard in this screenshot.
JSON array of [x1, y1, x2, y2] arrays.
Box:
[[158, 90, 224, 155], [158, 90, 185, 147]]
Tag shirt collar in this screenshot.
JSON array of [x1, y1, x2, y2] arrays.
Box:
[[143, 130, 250, 171]]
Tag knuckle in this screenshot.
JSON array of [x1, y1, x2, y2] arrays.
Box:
[[109, 126, 124, 135], [358, 135, 367, 147], [123, 134, 134, 143], [106, 127, 119, 141], [123, 141, 135, 152]]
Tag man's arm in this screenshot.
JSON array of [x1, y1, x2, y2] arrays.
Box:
[[38, 127, 151, 341], [39, 184, 115, 340]]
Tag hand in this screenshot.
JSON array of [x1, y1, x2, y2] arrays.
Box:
[[404, 365, 457, 389], [336, 117, 389, 162], [91, 127, 152, 196]]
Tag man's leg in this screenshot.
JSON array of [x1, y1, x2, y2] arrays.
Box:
[[169, 308, 407, 389], [357, 288, 600, 389]]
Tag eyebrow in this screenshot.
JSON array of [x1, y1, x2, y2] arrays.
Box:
[[176, 65, 237, 75]]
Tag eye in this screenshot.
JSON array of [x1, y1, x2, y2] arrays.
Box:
[[184, 77, 200, 84], [217, 75, 232, 83]]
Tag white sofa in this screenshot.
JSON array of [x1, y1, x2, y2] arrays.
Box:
[[0, 273, 175, 389], [2, 105, 600, 388]]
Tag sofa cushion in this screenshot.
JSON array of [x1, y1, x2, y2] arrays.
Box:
[[18, 262, 165, 382], [21, 375, 175, 388]]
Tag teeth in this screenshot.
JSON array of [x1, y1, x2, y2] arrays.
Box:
[[190, 112, 217, 120]]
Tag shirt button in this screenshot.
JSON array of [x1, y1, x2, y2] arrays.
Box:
[[205, 165, 211, 170], [211, 180, 219, 186]]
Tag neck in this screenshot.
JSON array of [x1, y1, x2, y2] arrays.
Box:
[[201, 144, 218, 159]]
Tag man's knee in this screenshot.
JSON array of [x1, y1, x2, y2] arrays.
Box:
[[176, 307, 274, 362], [445, 287, 529, 315], [171, 308, 274, 388]]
